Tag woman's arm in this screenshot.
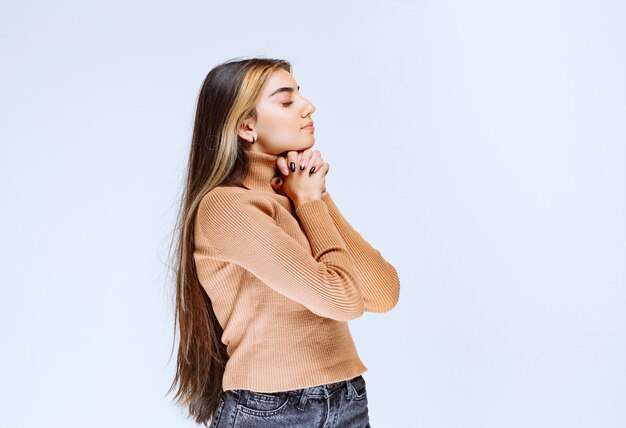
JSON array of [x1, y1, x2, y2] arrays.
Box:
[[195, 188, 365, 321], [320, 191, 400, 312]]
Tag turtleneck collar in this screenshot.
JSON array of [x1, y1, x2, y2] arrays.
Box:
[[241, 150, 282, 194]]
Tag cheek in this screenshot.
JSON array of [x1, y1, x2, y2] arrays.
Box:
[[258, 110, 296, 135]]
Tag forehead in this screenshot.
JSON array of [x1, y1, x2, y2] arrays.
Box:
[[262, 68, 298, 96]]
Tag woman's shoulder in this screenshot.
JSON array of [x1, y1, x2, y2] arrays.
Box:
[[204, 184, 247, 197], [199, 185, 276, 216]]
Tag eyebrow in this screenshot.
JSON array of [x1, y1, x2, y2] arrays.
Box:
[[268, 85, 300, 97]]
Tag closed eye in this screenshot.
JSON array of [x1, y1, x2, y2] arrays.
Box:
[[282, 102, 293, 107]]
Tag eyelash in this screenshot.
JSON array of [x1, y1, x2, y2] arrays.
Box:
[[282, 102, 293, 107]]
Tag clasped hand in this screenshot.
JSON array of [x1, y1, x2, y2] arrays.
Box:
[[270, 149, 330, 208]]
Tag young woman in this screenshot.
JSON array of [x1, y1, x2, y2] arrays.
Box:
[[168, 57, 400, 427]]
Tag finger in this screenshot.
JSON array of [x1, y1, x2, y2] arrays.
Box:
[[276, 156, 290, 176], [298, 149, 316, 171], [321, 162, 330, 176], [271, 176, 283, 188], [287, 150, 299, 173], [270, 176, 285, 195], [308, 155, 325, 175], [306, 151, 322, 169]]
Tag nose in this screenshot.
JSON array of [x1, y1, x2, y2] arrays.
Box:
[[302, 98, 316, 117]]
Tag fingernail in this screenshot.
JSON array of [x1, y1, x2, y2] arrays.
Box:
[[290, 162, 296, 172], [309, 166, 316, 174], [300, 163, 305, 170]]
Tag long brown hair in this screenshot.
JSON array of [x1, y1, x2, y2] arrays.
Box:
[[166, 57, 292, 425]]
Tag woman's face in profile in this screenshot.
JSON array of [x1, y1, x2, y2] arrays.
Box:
[[249, 68, 317, 154]]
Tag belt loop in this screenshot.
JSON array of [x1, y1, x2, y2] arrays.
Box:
[[345, 380, 353, 399], [236, 389, 246, 407], [296, 387, 309, 411]]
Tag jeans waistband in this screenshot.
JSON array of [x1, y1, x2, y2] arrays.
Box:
[[291, 375, 361, 411], [292, 375, 360, 398]]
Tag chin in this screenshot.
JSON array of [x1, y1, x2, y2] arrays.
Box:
[[300, 139, 315, 150], [281, 141, 315, 152]]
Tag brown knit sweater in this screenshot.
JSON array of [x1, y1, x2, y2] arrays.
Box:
[[193, 150, 400, 393]]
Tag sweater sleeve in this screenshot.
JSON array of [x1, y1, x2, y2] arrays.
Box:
[[321, 191, 400, 312], [195, 189, 365, 321]]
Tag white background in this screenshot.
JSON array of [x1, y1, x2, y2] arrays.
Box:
[[1, 1, 624, 427]]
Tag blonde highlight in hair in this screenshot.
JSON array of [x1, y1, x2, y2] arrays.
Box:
[[221, 61, 291, 157], [165, 57, 291, 426]]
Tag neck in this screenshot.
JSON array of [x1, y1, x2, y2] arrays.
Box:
[[241, 150, 281, 193]]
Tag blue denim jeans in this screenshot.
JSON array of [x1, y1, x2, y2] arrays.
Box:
[[209, 374, 371, 427]]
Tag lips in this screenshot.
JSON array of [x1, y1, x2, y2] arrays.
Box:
[[301, 121, 314, 129]]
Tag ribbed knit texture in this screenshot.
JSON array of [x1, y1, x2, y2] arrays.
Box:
[[193, 149, 400, 393]]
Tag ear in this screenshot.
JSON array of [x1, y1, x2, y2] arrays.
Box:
[[237, 117, 256, 143]]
